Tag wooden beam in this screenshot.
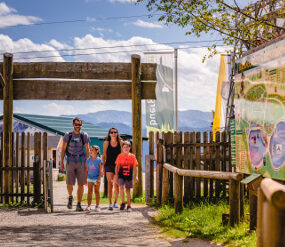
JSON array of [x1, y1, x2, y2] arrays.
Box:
[[0, 80, 156, 100], [2, 53, 13, 204], [132, 54, 143, 197], [0, 62, 157, 81]]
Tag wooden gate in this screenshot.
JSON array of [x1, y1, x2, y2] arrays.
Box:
[[0, 132, 53, 211]]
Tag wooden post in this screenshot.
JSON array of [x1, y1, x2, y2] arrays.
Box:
[[161, 166, 169, 205], [0, 132, 3, 203], [249, 190, 258, 230], [256, 187, 264, 247], [174, 132, 183, 213], [209, 132, 214, 199], [132, 54, 143, 197], [164, 132, 173, 201], [215, 132, 221, 199], [21, 133, 25, 202], [2, 53, 13, 204], [156, 134, 163, 205], [203, 132, 209, 198], [229, 178, 240, 226], [33, 132, 42, 204], [149, 131, 154, 200]]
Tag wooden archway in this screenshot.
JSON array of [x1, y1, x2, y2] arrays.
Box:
[[0, 53, 157, 201]]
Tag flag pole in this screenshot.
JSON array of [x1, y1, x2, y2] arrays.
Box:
[[174, 48, 178, 132]]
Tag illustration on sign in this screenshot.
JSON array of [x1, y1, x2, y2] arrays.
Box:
[[233, 38, 285, 181]]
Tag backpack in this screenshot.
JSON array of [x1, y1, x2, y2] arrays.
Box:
[[65, 131, 85, 156]]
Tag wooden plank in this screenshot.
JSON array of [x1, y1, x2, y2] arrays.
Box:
[[21, 133, 26, 202], [0, 72, 5, 87], [0, 80, 156, 100], [0, 62, 157, 80], [15, 133, 19, 203], [2, 53, 13, 204], [256, 188, 264, 247], [195, 132, 201, 199], [215, 132, 221, 199], [183, 132, 191, 203], [190, 132, 195, 199], [174, 132, 183, 213], [156, 132, 163, 205], [209, 132, 214, 199], [132, 55, 143, 197], [165, 132, 173, 201], [203, 132, 209, 198], [27, 133, 30, 204], [222, 132, 227, 198], [250, 190, 258, 230], [0, 132, 3, 203], [149, 131, 154, 201], [163, 164, 243, 180], [43, 160, 47, 211], [10, 133, 14, 204], [261, 178, 285, 209]]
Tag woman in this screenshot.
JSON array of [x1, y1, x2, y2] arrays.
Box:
[[102, 127, 122, 210]]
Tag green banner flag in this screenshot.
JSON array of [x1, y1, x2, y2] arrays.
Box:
[[144, 53, 174, 134]]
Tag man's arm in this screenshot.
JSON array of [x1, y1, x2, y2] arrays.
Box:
[[60, 141, 67, 171], [85, 142, 90, 159]]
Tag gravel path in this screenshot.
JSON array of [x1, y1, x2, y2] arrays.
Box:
[[0, 181, 221, 247]]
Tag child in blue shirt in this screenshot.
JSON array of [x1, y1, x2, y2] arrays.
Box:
[[85, 145, 103, 212]]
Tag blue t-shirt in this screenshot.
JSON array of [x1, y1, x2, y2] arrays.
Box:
[[86, 157, 102, 180]]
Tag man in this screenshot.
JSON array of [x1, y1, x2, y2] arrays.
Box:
[[60, 117, 90, 211]]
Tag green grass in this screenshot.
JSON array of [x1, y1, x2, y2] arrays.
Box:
[[152, 200, 256, 247]]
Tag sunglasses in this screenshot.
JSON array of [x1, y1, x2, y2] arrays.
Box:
[[110, 131, 117, 134], [74, 123, 82, 127]]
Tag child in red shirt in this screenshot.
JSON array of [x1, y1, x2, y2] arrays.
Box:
[[115, 141, 138, 211]]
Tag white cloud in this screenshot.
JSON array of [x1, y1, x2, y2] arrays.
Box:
[[0, 2, 41, 28], [0, 33, 225, 113], [42, 103, 76, 116], [131, 19, 163, 29], [0, 34, 64, 62]]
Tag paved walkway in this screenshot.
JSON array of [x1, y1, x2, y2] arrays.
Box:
[[0, 181, 221, 247]]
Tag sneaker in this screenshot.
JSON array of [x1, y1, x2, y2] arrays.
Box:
[[76, 203, 83, 212], [85, 206, 91, 212], [67, 196, 73, 209], [127, 205, 132, 212], [113, 203, 119, 208], [108, 204, 113, 211], [120, 203, 126, 211], [95, 206, 100, 212]]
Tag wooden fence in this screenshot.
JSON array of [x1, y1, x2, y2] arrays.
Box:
[[145, 131, 244, 226], [0, 132, 51, 208]]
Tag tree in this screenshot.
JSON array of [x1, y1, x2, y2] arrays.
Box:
[[137, 0, 285, 60]]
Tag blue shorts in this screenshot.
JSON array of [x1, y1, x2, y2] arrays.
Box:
[[118, 178, 133, 189]]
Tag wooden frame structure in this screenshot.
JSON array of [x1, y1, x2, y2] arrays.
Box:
[[0, 53, 157, 201]]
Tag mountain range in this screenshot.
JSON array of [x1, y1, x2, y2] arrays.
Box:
[[63, 109, 213, 135]]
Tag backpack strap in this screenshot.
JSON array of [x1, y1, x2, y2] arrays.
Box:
[[66, 131, 73, 157], [80, 132, 85, 146]]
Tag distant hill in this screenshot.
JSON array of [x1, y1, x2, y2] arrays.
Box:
[[63, 109, 212, 134]]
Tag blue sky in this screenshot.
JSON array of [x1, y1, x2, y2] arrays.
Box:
[[0, 0, 250, 116]]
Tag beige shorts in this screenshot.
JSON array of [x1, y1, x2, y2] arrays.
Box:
[[66, 161, 86, 185]]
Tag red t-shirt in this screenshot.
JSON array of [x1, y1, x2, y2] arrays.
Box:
[[115, 153, 138, 180]]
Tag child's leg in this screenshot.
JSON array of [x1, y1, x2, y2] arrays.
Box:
[[95, 181, 100, 206], [120, 185, 125, 203], [126, 188, 131, 206], [87, 182, 94, 206]]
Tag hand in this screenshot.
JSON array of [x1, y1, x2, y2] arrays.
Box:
[[60, 162, 64, 172]]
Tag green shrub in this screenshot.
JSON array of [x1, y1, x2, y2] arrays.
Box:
[[58, 174, 66, 181]]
